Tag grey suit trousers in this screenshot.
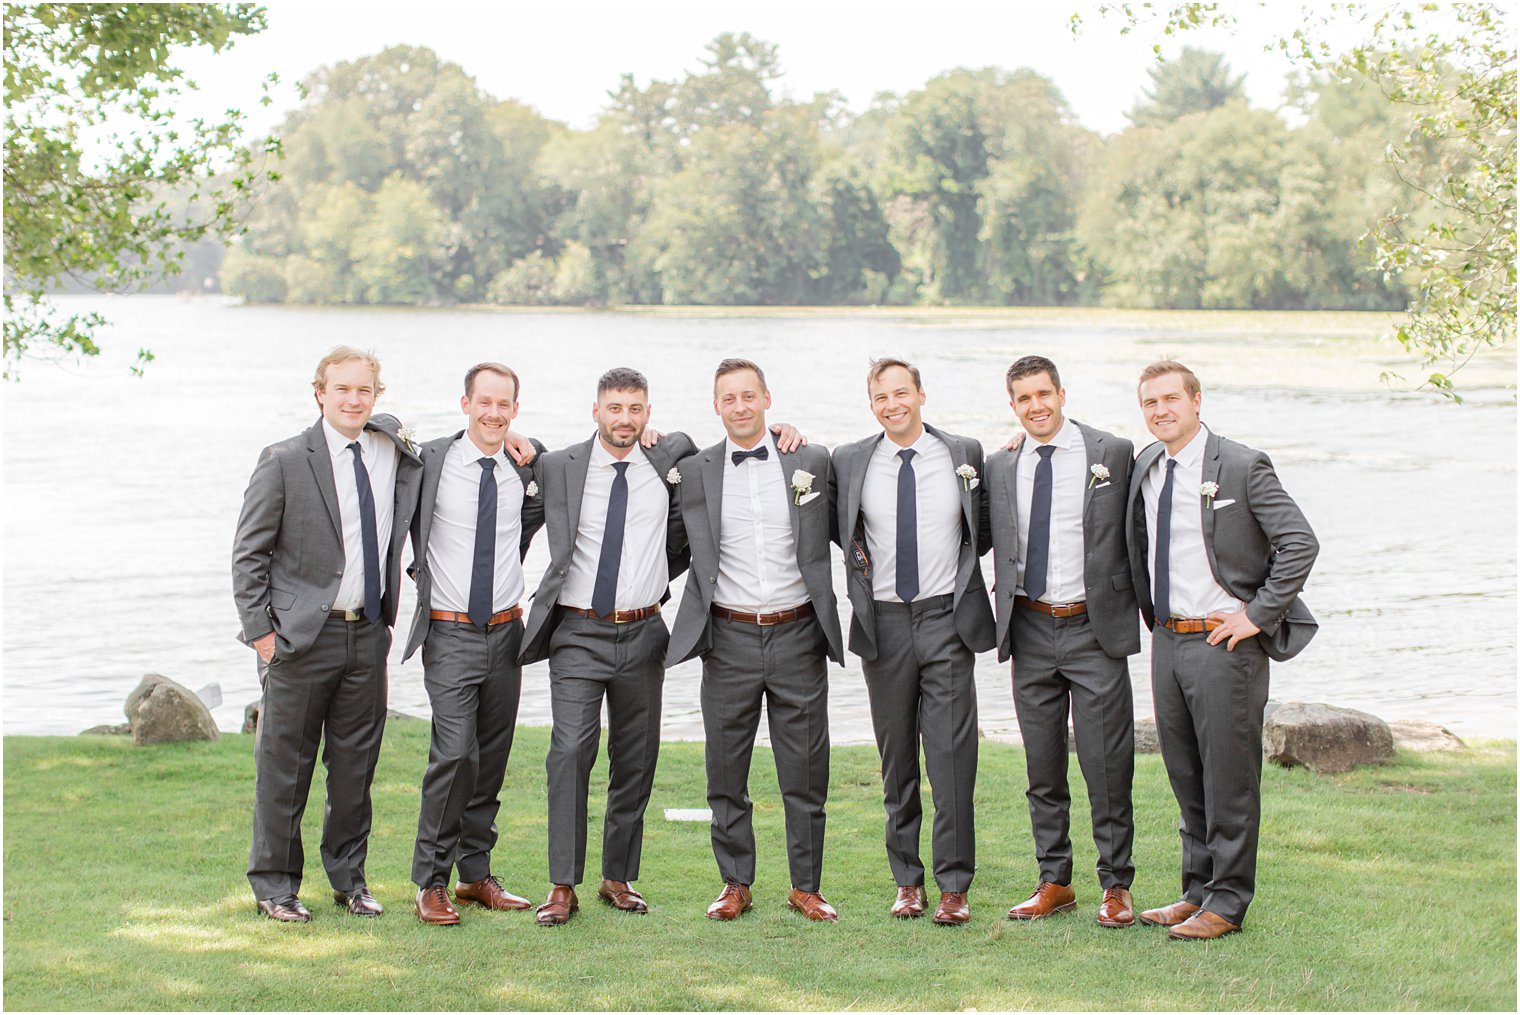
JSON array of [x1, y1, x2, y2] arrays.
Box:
[[861, 596, 978, 893], [1011, 607, 1135, 888], [546, 612, 668, 886], [412, 618, 524, 888], [247, 616, 389, 900], [702, 613, 830, 892], [1151, 625, 1270, 926]]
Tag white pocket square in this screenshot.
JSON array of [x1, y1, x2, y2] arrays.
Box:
[[967, 478, 980, 491], [1093, 481, 1112, 490], [798, 491, 821, 505], [1212, 498, 1237, 510]]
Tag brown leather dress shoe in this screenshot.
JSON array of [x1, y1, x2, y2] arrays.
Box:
[[933, 891, 971, 925], [455, 875, 533, 911], [334, 886, 383, 917], [1096, 886, 1135, 928], [1006, 881, 1076, 920], [597, 879, 649, 913], [1168, 910, 1241, 941], [1138, 898, 1201, 927], [535, 884, 578, 926], [415, 885, 461, 925], [786, 888, 838, 922], [890, 885, 928, 919], [256, 895, 311, 923], [705, 882, 753, 920]]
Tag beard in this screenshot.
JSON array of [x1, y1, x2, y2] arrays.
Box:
[[599, 419, 642, 448]]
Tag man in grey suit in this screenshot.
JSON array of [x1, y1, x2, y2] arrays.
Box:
[[403, 363, 546, 925], [832, 357, 995, 925], [1127, 360, 1319, 940], [986, 356, 1141, 928], [232, 346, 422, 922], [666, 358, 844, 923], [521, 367, 696, 926]]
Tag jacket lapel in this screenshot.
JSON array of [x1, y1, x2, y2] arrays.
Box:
[[846, 434, 881, 541], [925, 422, 974, 537], [417, 432, 459, 552], [777, 447, 804, 549], [1201, 429, 1223, 580], [565, 436, 593, 538], [305, 420, 342, 540], [702, 446, 725, 550], [1079, 421, 1103, 518]]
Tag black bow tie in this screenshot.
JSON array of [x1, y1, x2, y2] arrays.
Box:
[[731, 445, 769, 466]]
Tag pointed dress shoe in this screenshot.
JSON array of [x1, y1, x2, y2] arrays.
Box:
[[597, 879, 649, 913], [334, 886, 383, 917], [256, 895, 311, 923], [455, 875, 533, 911], [890, 885, 928, 919], [933, 891, 971, 925], [1138, 899, 1201, 927], [1096, 886, 1135, 928], [706, 882, 753, 921], [786, 888, 838, 922], [536, 884, 579, 926], [415, 885, 461, 925], [1168, 910, 1241, 941], [1007, 881, 1076, 920]]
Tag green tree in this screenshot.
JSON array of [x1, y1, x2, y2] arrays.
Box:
[[4, 3, 274, 376], [1127, 47, 1246, 127]]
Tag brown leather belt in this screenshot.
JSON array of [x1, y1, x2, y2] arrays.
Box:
[[559, 604, 661, 624], [329, 609, 368, 622], [430, 606, 523, 626], [1015, 595, 1087, 618], [711, 602, 815, 626], [1163, 617, 1223, 634]]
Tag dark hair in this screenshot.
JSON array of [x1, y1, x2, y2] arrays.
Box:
[[866, 356, 922, 392], [1005, 355, 1061, 395], [1137, 359, 1202, 398], [713, 357, 767, 393], [597, 366, 648, 397], [464, 362, 520, 400]]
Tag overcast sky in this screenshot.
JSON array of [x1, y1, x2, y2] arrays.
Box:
[[171, 1, 1371, 138]]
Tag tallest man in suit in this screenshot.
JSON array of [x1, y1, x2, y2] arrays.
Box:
[[1128, 360, 1319, 941]]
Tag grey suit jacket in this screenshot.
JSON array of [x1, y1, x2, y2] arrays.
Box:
[[232, 414, 423, 660], [830, 422, 995, 662], [985, 420, 1141, 663], [401, 431, 548, 661], [519, 432, 697, 665], [1126, 429, 1320, 662], [665, 440, 844, 666]]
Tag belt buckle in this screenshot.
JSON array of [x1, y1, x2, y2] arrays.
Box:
[[612, 610, 632, 624], [343, 609, 362, 622], [756, 612, 778, 627]]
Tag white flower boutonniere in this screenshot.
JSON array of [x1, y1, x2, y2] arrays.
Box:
[[397, 424, 418, 454], [666, 467, 682, 486], [1088, 463, 1110, 489], [790, 469, 815, 505], [956, 464, 978, 490], [1200, 481, 1220, 504], [524, 480, 540, 498]]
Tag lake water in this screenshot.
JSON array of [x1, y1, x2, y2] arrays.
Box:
[[4, 297, 1515, 741]]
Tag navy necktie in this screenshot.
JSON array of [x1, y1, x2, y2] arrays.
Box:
[[1023, 444, 1057, 602], [895, 448, 919, 603], [468, 457, 498, 628], [592, 461, 631, 617], [348, 441, 382, 624], [731, 445, 769, 466], [1154, 458, 1178, 624]]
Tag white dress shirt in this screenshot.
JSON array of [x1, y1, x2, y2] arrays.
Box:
[[715, 432, 808, 612], [426, 435, 526, 614], [1015, 418, 1087, 603], [861, 429, 961, 602], [561, 441, 671, 611], [1142, 423, 1244, 619], [323, 419, 398, 610]]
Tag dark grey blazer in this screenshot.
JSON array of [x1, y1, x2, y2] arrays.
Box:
[[1126, 429, 1320, 662], [518, 431, 697, 665], [665, 440, 844, 667], [830, 422, 995, 662], [401, 431, 547, 661], [985, 420, 1140, 663], [232, 414, 423, 660]]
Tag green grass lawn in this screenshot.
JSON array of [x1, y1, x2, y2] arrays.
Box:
[[4, 724, 1514, 1011]]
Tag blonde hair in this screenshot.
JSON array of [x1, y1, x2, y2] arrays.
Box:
[[1137, 359, 1201, 398], [312, 346, 385, 405]]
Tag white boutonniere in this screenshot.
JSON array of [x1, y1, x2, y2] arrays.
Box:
[[1088, 463, 1110, 489], [956, 464, 978, 491], [397, 424, 418, 453], [1200, 481, 1220, 504], [790, 469, 815, 505], [524, 480, 539, 498], [666, 467, 682, 486]]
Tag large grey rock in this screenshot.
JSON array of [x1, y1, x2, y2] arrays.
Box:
[[1133, 716, 1161, 754], [243, 700, 261, 735], [79, 723, 130, 736], [1389, 719, 1466, 753], [1264, 702, 1393, 774], [124, 673, 219, 746]]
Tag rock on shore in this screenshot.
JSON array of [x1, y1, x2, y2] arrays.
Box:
[[1264, 702, 1394, 774], [124, 674, 219, 746]]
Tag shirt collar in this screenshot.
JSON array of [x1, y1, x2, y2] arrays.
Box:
[[1166, 423, 1210, 469], [591, 438, 646, 470], [880, 427, 938, 456], [1020, 417, 1075, 457], [322, 418, 368, 458], [457, 433, 509, 469], [725, 430, 776, 462]]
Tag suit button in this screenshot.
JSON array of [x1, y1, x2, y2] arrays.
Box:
[[1007, 557, 1015, 564], [334, 571, 343, 578], [320, 604, 330, 612], [709, 577, 716, 584], [558, 569, 565, 577]]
